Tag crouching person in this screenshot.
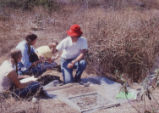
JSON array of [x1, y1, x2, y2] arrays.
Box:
[[0, 49, 40, 98], [36, 41, 58, 62], [36, 41, 58, 68], [56, 24, 88, 84]]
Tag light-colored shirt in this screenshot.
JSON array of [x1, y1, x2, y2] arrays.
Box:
[[0, 60, 15, 92], [16, 40, 35, 69], [56, 36, 88, 59], [36, 46, 52, 59]]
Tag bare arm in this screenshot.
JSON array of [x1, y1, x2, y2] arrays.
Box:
[[7, 71, 31, 89], [51, 49, 62, 61], [72, 49, 87, 63], [18, 75, 30, 80], [67, 49, 87, 69]]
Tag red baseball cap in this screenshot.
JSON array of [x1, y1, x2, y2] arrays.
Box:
[[67, 24, 83, 37]]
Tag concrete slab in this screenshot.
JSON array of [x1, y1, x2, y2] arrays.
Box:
[[43, 76, 138, 113], [68, 92, 115, 113]]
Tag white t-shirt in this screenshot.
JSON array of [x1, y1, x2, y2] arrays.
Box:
[[0, 60, 15, 92], [56, 36, 88, 59]]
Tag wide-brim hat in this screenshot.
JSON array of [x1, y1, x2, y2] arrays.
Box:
[[67, 24, 83, 37]]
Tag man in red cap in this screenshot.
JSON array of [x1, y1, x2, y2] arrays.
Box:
[[56, 24, 88, 84]]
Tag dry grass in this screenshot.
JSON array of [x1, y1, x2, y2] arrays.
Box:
[[0, 95, 39, 113], [86, 9, 159, 82], [0, 1, 159, 113], [97, 88, 159, 113], [1, 1, 159, 82]]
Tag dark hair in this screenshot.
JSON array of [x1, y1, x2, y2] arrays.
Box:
[[25, 34, 37, 43], [25, 34, 37, 55]]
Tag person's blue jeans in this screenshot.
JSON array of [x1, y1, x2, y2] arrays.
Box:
[[18, 62, 57, 77], [14, 82, 40, 98], [61, 58, 87, 84]]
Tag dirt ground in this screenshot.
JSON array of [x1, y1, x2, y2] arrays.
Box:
[[1, 3, 159, 112], [0, 66, 159, 113]]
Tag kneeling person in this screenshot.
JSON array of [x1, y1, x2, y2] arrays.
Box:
[[56, 24, 88, 84]]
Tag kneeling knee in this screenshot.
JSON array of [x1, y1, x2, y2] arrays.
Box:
[[80, 60, 87, 68]]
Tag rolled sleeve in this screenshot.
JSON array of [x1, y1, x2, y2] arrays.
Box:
[[81, 38, 88, 50]]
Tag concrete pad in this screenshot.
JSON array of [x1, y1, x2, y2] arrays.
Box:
[[43, 76, 138, 113]]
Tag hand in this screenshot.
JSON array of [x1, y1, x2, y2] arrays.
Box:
[[51, 55, 58, 62], [67, 61, 75, 69], [67, 63, 74, 69], [39, 56, 45, 61]]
